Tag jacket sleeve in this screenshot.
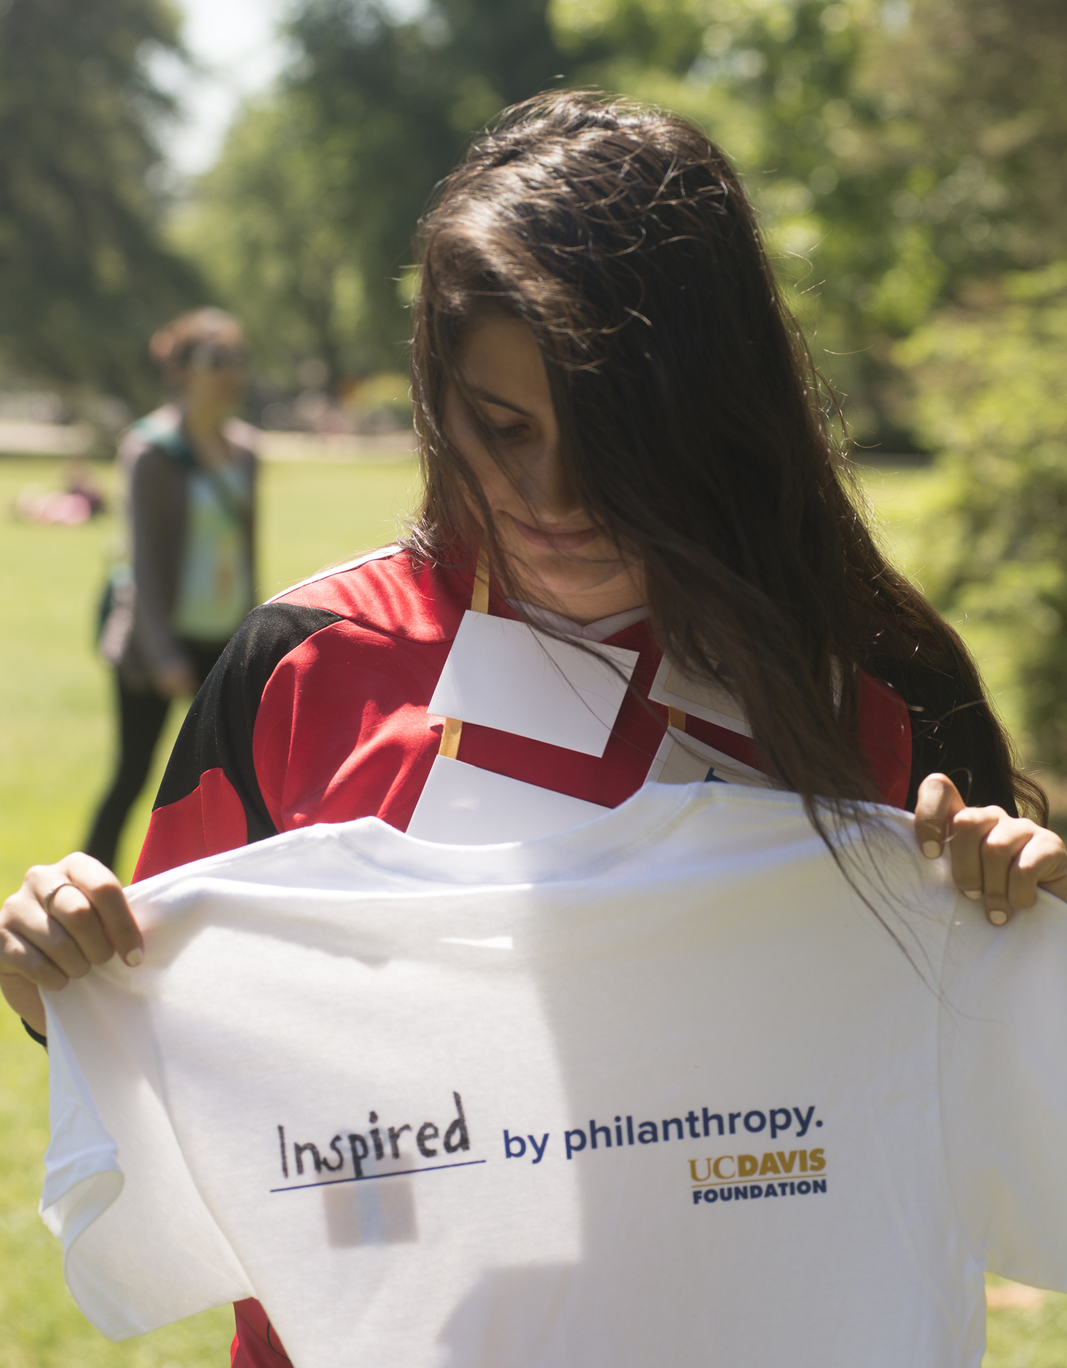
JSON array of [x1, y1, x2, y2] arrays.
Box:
[[128, 444, 191, 682], [134, 602, 342, 880], [227, 420, 260, 610], [243, 446, 259, 609]]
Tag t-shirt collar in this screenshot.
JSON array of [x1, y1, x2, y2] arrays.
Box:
[[506, 600, 649, 643]]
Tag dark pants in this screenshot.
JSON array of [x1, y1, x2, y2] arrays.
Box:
[[84, 639, 228, 872]]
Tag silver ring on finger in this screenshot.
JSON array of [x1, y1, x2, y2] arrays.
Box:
[[43, 880, 78, 917]]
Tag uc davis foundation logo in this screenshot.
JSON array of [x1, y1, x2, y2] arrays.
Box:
[[690, 1148, 826, 1206]]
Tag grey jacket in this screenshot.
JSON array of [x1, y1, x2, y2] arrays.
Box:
[[99, 405, 258, 690]]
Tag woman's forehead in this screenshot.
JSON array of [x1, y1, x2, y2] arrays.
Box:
[[455, 314, 550, 408]]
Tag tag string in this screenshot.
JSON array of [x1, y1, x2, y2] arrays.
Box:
[[471, 546, 490, 614], [437, 547, 489, 759]]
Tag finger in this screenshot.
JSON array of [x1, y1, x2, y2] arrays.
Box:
[[1012, 828, 1067, 908], [978, 816, 1034, 925], [39, 881, 114, 965], [914, 773, 966, 859], [21, 867, 104, 972], [0, 883, 87, 984], [5, 883, 93, 979], [0, 972, 47, 1036], [34, 855, 143, 967], [0, 924, 81, 990], [62, 852, 143, 965], [946, 806, 1001, 904]]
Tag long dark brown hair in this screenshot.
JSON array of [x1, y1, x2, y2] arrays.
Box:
[[408, 90, 1044, 825]]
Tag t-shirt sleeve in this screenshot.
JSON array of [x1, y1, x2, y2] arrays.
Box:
[[41, 967, 254, 1337], [134, 602, 342, 881], [939, 891, 1067, 1289]]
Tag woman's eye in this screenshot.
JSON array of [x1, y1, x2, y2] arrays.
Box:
[[492, 424, 530, 441]]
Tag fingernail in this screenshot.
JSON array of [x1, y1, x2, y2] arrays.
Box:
[[124, 948, 144, 967], [988, 908, 1009, 926], [964, 890, 982, 901], [922, 840, 942, 859]]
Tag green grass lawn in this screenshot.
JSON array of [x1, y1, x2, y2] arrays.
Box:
[[0, 454, 1060, 1366], [0, 454, 419, 1368]]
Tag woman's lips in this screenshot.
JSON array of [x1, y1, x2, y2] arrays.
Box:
[[505, 513, 600, 552]]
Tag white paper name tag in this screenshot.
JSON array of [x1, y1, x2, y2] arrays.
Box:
[[646, 727, 768, 788], [428, 612, 639, 758], [648, 655, 751, 737], [407, 755, 610, 844]]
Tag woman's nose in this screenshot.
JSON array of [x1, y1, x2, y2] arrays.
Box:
[[519, 439, 581, 521]]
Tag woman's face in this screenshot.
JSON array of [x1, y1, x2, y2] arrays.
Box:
[[178, 330, 247, 417], [443, 312, 645, 624]]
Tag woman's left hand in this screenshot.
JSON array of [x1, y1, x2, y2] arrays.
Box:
[[914, 773, 1067, 924]]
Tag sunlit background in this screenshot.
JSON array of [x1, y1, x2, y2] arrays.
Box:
[[1, 0, 1066, 1361]]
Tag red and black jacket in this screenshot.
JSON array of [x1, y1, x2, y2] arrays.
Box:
[[136, 547, 913, 881]]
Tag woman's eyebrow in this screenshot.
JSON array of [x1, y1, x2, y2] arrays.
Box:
[[468, 386, 533, 417]]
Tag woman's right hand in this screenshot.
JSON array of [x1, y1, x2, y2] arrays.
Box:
[[0, 855, 143, 1038]]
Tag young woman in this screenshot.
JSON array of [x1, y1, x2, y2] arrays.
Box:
[[4, 93, 1067, 1366], [86, 307, 257, 871]]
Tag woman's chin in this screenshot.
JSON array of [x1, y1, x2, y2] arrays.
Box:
[[492, 529, 643, 614], [512, 560, 634, 605]]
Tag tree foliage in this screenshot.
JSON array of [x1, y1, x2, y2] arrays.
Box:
[[898, 263, 1067, 768], [0, 0, 204, 407], [181, 1, 570, 380], [567, 0, 1067, 443], [186, 0, 1067, 443], [286, 0, 567, 367], [873, 0, 1067, 770], [171, 95, 367, 388]]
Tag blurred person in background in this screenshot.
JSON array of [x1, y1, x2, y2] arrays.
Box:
[[14, 458, 107, 526], [85, 308, 257, 871]]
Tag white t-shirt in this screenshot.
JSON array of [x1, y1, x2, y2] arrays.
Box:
[[39, 784, 1067, 1367]]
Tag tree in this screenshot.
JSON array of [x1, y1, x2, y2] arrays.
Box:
[[0, 0, 204, 408], [283, 0, 569, 369], [171, 94, 367, 388], [874, 1, 1067, 777], [862, 0, 1067, 272], [189, 0, 1067, 439], [897, 262, 1067, 769], [563, 0, 1067, 445], [179, 0, 573, 384]]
